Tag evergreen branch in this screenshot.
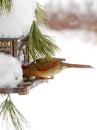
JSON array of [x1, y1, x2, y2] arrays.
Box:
[[0, 0, 12, 12], [28, 21, 60, 61], [35, 2, 48, 24], [0, 94, 29, 130]]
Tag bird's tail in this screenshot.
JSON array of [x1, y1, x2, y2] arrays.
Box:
[[64, 63, 93, 68]]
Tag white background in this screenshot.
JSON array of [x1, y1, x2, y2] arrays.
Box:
[[13, 29, 97, 130], [1, 0, 97, 130]]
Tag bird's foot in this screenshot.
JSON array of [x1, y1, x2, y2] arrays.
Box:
[[36, 76, 54, 80], [23, 77, 36, 82]]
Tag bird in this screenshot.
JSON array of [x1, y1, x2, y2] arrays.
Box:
[[22, 57, 93, 80]]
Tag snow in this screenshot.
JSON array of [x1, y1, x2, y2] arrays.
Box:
[[45, 0, 97, 14], [0, 53, 23, 88], [36, 0, 49, 6], [10, 29, 97, 130], [48, 29, 97, 68], [0, 0, 97, 129], [0, 0, 36, 38]]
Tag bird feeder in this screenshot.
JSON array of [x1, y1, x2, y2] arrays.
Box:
[[0, 38, 18, 56], [0, 37, 29, 63], [0, 37, 48, 95], [0, 36, 49, 95], [0, 0, 53, 95]]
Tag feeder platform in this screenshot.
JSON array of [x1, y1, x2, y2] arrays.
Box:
[[0, 79, 48, 95]]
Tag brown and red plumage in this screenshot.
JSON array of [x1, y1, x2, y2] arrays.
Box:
[[22, 57, 93, 79]]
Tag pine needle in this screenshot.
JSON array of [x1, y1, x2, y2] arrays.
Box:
[[0, 94, 29, 130], [28, 21, 60, 61], [0, 0, 12, 12], [35, 2, 48, 24]]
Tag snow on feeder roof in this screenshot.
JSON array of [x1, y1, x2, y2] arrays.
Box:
[[0, 0, 36, 38]]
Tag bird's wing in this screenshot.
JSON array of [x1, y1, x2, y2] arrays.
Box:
[[35, 58, 66, 71]]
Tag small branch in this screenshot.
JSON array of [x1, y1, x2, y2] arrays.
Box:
[[0, 94, 29, 130]]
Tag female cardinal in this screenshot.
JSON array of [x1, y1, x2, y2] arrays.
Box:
[[22, 57, 93, 79]]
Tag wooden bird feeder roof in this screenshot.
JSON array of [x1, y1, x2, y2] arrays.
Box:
[[0, 79, 48, 95]]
